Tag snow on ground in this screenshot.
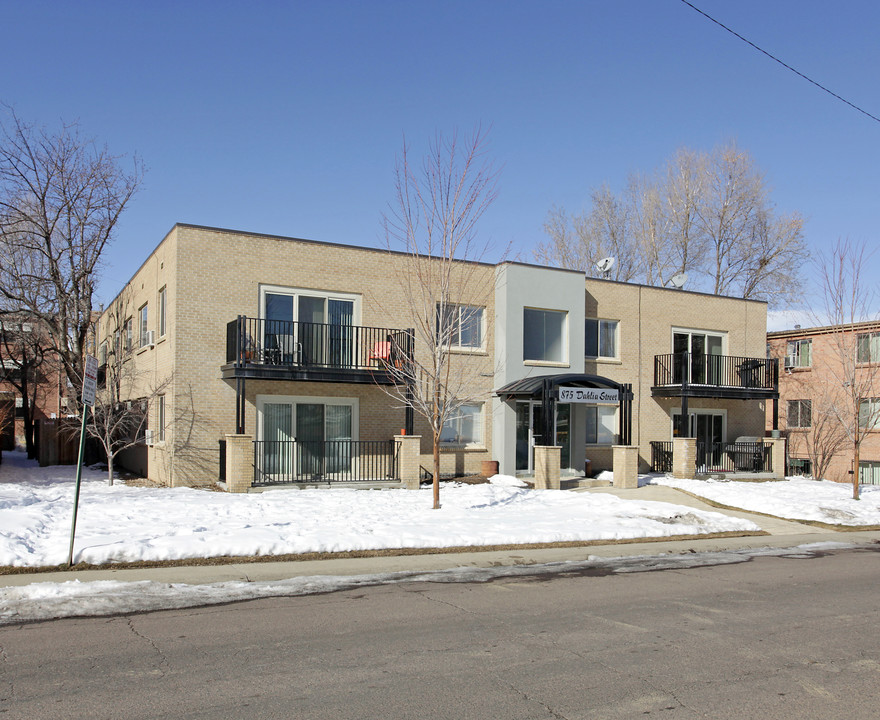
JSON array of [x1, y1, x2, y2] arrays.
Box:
[[0, 542, 858, 625], [0, 451, 758, 568], [652, 476, 880, 526]]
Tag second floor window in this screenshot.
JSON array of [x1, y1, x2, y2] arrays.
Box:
[[857, 332, 880, 364], [785, 339, 811, 368], [436, 303, 483, 350], [585, 319, 618, 359], [139, 304, 149, 347], [124, 318, 133, 354], [787, 399, 811, 429], [859, 398, 880, 430], [523, 308, 566, 363], [158, 286, 167, 337]]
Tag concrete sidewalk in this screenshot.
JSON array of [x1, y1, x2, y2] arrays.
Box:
[[2, 485, 877, 589]]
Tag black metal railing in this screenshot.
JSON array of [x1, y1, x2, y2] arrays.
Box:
[[253, 439, 398, 485], [654, 353, 778, 391], [695, 440, 772, 474], [650, 441, 673, 473], [226, 316, 414, 372]]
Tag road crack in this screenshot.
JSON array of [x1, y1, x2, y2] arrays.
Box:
[[126, 617, 170, 676]]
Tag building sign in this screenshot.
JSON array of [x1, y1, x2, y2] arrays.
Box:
[[558, 386, 619, 404]]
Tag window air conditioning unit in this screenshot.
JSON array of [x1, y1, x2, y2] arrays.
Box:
[[145, 429, 154, 447], [146, 330, 155, 347], [784, 355, 797, 369]]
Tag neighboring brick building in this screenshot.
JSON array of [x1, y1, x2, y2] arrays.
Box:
[[0, 316, 68, 452], [99, 223, 777, 489], [767, 321, 880, 484]]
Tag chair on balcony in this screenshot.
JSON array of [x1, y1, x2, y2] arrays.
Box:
[[266, 334, 300, 365]]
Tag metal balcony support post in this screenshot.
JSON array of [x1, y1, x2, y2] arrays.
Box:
[[404, 329, 415, 435], [679, 352, 690, 437]]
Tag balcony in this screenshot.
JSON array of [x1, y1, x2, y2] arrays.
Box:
[[221, 316, 413, 385], [652, 353, 778, 400]]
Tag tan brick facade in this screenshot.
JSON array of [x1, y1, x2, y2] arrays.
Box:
[[100, 224, 770, 487]]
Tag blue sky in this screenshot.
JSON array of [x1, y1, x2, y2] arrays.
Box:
[[3, 1, 878, 316]]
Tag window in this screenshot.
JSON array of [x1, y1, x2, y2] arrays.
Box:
[[585, 319, 618, 359], [436, 303, 483, 350], [139, 304, 149, 348], [859, 398, 880, 430], [585, 405, 616, 445], [788, 458, 812, 477], [157, 395, 166, 442], [857, 332, 880, 364], [158, 286, 167, 337], [523, 308, 566, 363], [123, 318, 133, 354], [787, 399, 812, 429], [440, 403, 483, 446], [860, 461, 880, 485], [99, 341, 108, 367], [785, 339, 811, 368]]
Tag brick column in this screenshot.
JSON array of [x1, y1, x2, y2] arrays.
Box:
[[395, 435, 422, 490], [766, 437, 787, 479], [672, 437, 697, 479], [534, 446, 561, 490], [225, 434, 253, 493], [612, 445, 639, 488]]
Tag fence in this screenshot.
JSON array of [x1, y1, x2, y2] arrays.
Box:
[[696, 440, 772, 474], [253, 439, 397, 485], [649, 441, 673, 473]]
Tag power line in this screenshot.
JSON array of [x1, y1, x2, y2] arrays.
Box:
[[680, 0, 880, 125]]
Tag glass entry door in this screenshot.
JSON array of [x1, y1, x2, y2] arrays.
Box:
[[515, 401, 570, 473], [673, 331, 723, 384], [262, 401, 353, 479], [263, 292, 354, 367]]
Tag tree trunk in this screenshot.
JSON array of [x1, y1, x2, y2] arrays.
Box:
[[107, 451, 115, 487], [432, 434, 441, 510], [853, 436, 860, 501]]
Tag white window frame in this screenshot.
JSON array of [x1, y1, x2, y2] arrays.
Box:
[[158, 286, 167, 338], [523, 307, 568, 365], [157, 394, 166, 443], [859, 397, 880, 430], [256, 394, 360, 442], [123, 318, 133, 354], [857, 332, 880, 365], [440, 402, 485, 447], [436, 303, 485, 352], [785, 338, 812, 368], [585, 318, 619, 360], [670, 409, 728, 442], [787, 399, 812, 429], [585, 405, 617, 446], [671, 327, 727, 355], [138, 303, 149, 348], [859, 460, 880, 485], [259, 285, 362, 325]]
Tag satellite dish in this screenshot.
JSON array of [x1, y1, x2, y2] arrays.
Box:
[[595, 257, 616, 276], [669, 272, 688, 289]]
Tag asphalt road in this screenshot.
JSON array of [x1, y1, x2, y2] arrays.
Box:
[[2, 545, 879, 719]]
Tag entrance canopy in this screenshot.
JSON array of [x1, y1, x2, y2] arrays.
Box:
[[496, 374, 633, 446]]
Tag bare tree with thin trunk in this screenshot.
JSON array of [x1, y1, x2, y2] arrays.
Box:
[[0, 109, 142, 402], [381, 128, 499, 509], [812, 239, 880, 499]]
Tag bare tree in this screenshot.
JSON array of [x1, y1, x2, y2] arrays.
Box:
[[0, 110, 142, 400], [87, 293, 170, 485], [535, 185, 639, 281], [812, 239, 880, 499], [695, 142, 808, 304], [781, 376, 848, 482], [536, 142, 808, 305], [381, 128, 498, 509]]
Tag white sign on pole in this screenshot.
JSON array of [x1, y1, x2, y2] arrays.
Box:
[[82, 355, 98, 407], [558, 386, 619, 404]]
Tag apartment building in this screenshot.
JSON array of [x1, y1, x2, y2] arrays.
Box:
[[100, 223, 777, 489], [767, 321, 880, 484]]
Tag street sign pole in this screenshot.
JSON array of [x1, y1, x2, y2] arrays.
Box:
[[67, 355, 98, 569]]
